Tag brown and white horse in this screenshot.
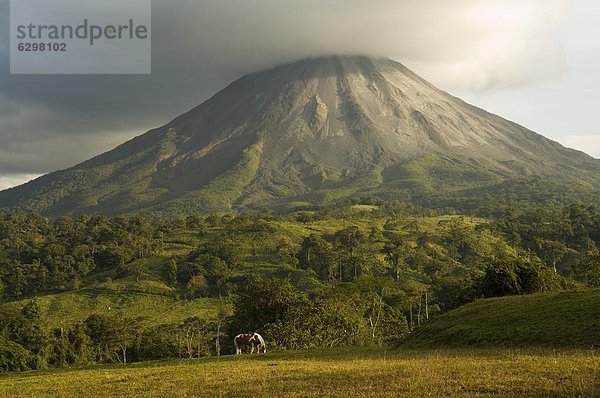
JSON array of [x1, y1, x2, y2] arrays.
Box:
[[234, 332, 266, 354]]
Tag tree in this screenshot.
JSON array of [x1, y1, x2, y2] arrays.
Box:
[[535, 238, 567, 273], [31, 261, 49, 294], [297, 235, 336, 282], [573, 254, 600, 287], [382, 237, 411, 281], [49, 328, 70, 367], [337, 276, 408, 344], [480, 257, 560, 297], [213, 301, 232, 357], [14, 301, 49, 369], [128, 262, 144, 282], [0, 338, 31, 372], [8, 265, 26, 299], [442, 218, 472, 261], [94, 247, 126, 269], [112, 318, 138, 364], [84, 315, 138, 364], [22, 300, 42, 320], [335, 226, 365, 280], [185, 215, 206, 230], [0, 279, 5, 303], [116, 258, 127, 277], [177, 317, 212, 358], [68, 323, 93, 366], [136, 324, 179, 361], [178, 261, 204, 286], [295, 212, 313, 224], [198, 238, 240, 268], [202, 255, 232, 297], [229, 277, 303, 336], [165, 259, 178, 287], [275, 237, 299, 268], [431, 275, 479, 311], [480, 260, 524, 297], [84, 314, 114, 363], [336, 226, 363, 257], [186, 275, 208, 298], [265, 297, 365, 349]]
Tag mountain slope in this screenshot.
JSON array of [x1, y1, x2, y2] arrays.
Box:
[[1, 56, 599, 215]]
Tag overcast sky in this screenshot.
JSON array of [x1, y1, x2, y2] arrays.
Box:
[[1, 0, 600, 190]]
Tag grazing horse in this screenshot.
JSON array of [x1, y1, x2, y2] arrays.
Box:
[[234, 332, 266, 354]]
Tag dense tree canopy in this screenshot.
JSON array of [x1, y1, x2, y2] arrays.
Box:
[[1, 200, 598, 372]]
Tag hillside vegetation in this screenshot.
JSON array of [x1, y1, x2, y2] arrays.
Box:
[[406, 289, 600, 348], [2, 287, 220, 330], [1, 201, 599, 371]]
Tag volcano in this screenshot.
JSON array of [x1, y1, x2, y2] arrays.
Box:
[[1, 56, 599, 215]]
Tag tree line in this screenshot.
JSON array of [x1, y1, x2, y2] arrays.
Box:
[[1, 201, 599, 371]]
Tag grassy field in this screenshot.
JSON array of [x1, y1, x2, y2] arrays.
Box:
[[0, 347, 597, 397], [406, 289, 600, 348], [5, 288, 221, 329]]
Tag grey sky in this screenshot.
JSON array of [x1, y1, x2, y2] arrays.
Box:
[[1, 0, 599, 190]]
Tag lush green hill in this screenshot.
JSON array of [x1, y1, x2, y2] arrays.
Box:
[[1, 283, 220, 330], [1, 207, 598, 373], [0, 211, 507, 329], [406, 290, 600, 348]]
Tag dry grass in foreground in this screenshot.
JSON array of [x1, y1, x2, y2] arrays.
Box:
[[0, 347, 597, 398]]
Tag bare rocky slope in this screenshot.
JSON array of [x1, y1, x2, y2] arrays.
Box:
[[1, 56, 599, 215]]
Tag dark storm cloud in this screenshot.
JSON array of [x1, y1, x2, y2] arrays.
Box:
[[0, 0, 567, 183]]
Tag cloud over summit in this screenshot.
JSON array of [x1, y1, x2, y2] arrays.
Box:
[[0, 0, 587, 184]]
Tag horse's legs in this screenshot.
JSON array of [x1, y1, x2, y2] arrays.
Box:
[[250, 344, 255, 354]]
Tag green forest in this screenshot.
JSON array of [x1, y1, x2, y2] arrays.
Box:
[[1, 199, 599, 372]]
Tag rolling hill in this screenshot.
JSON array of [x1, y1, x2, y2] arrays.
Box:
[[404, 289, 600, 348]]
